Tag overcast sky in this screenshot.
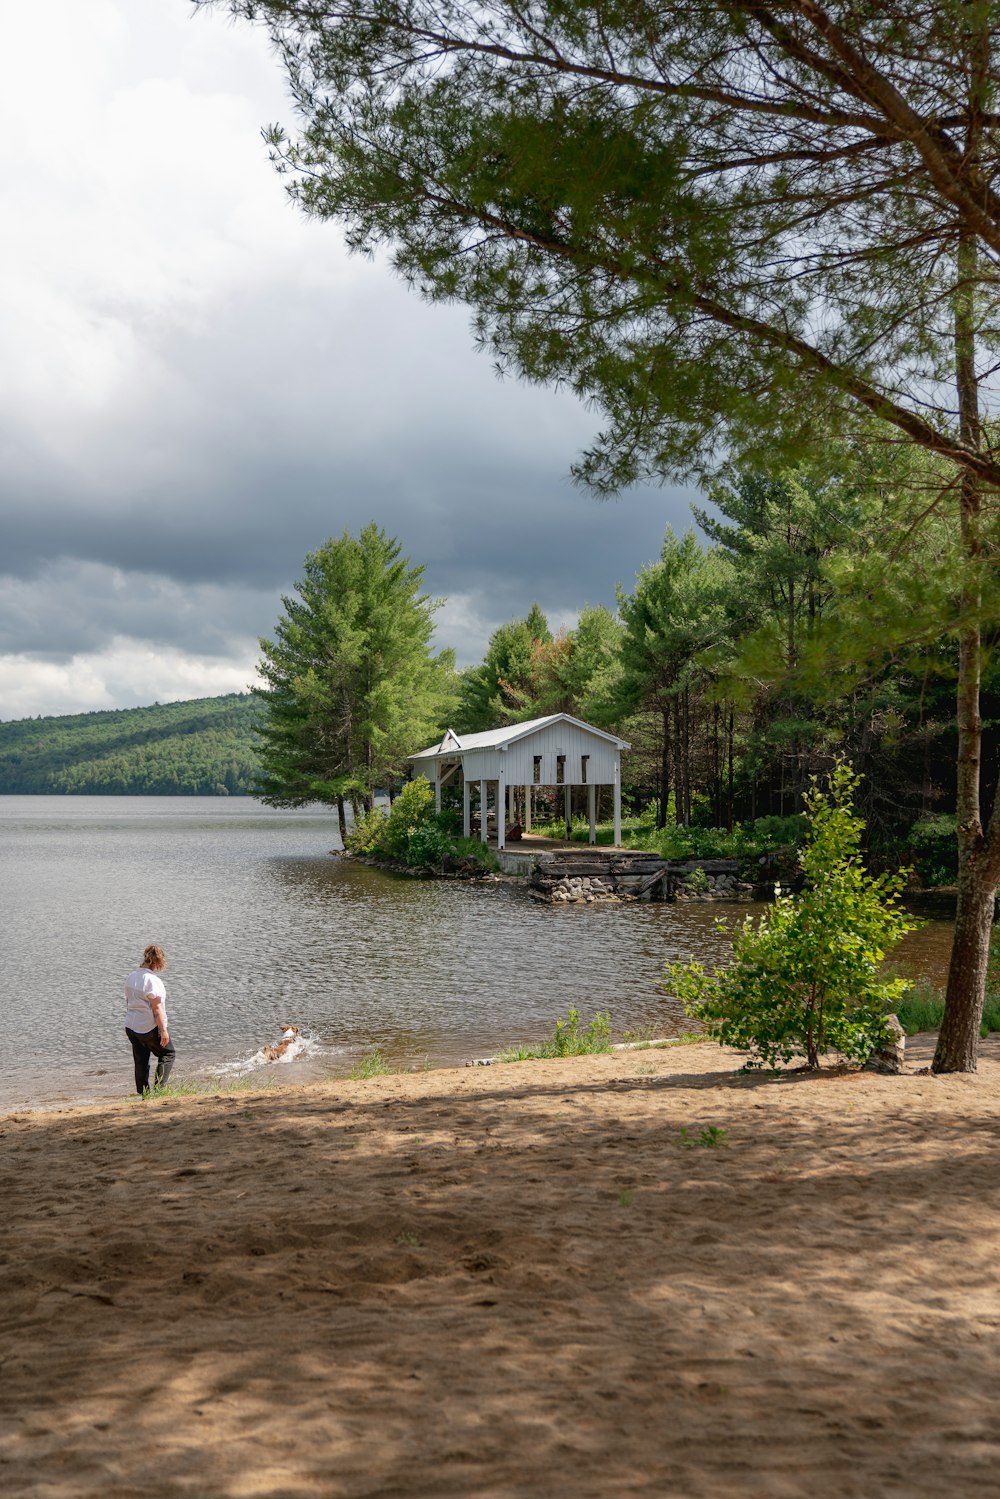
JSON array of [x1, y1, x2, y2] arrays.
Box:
[[0, 0, 699, 721]]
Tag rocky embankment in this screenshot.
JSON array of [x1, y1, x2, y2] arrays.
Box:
[[528, 855, 754, 905]]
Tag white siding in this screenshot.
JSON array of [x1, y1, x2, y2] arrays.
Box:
[[463, 721, 619, 786]]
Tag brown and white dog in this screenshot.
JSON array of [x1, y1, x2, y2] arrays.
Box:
[[262, 1025, 300, 1062]]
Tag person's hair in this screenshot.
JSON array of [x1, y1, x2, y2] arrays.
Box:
[[142, 944, 166, 971]]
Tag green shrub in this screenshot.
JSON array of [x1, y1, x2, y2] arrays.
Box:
[[684, 867, 710, 892], [496, 1007, 612, 1061], [529, 811, 804, 867], [381, 778, 435, 858], [346, 779, 503, 873], [550, 1007, 612, 1055], [435, 807, 463, 836], [655, 815, 805, 866], [344, 806, 388, 854], [350, 1048, 392, 1078], [664, 763, 917, 1069], [906, 814, 958, 887], [895, 976, 1000, 1040], [405, 819, 454, 867], [450, 834, 500, 871]]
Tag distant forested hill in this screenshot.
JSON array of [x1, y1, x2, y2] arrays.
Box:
[[0, 694, 260, 795]]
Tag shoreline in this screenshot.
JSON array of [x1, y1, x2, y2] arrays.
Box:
[[4, 1036, 1000, 1496]]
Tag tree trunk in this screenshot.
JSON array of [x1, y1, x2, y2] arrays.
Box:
[[935, 870, 994, 1071], [658, 707, 670, 829], [935, 220, 997, 1071], [712, 700, 721, 826], [727, 706, 735, 831], [673, 701, 685, 826], [683, 685, 692, 823], [336, 795, 348, 846]]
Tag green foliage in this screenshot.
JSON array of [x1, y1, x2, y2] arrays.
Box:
[[892, 979, 947, 1038], [655, 816, 804, 870], [613, 528, 733, 826], [200, 0, 1000, 493], [380, 778, 435, 859], [678, 1125, 729, 1149], [906, 815, 959, 888], [456, 606, 550, 731], [549, 1008, 611, 1056], [350, 1049, 392, 1079], [343, 806, 388, 855], [449, 835, 500, 871], [894, 981, 1000, 1040], [495, 1008, 612, 1062], [345, 777, 498, 871], [404, 819, 454, 867], [455, 602, 624, 731], [895, 929, 1000, 1039], [531, 811, 803, 874], [254, 525, 457, 810], [0, 694, 258, 795], [664, 764, 918, 1069], [684, 867, 710, 893]]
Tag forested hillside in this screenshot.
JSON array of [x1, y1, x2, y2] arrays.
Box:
[[0, 695, 259, 795]]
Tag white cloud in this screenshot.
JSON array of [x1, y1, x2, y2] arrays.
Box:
[[0, 642, 260, 721]]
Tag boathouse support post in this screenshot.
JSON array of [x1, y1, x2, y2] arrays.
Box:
[[588, 783, 596, 844], [613, 769, 622, 847], [463, 777, 470, 838], [498, 769, 507, 851], [564, 784, 572, 839], [525, 787, 532, 833], [479, 780, 487, 844]]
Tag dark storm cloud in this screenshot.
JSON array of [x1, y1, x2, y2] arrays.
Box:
[[0, 0, 703, 718], [1, 268, 696, 665]]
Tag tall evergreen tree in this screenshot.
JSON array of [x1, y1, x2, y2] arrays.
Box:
[[615, 530, 731, 827], [255, 525, 456, 840], [534, 606, 623, 722], [457, 604, 551, 730]]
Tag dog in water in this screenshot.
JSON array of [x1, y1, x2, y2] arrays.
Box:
[[262, 1025, 300, 1062]]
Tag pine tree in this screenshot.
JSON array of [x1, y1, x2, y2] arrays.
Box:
[[254, 526, 456, 840]]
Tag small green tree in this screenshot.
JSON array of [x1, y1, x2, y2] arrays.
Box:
[[665, 763, 916, 1069], [379, 778, 436, 859]]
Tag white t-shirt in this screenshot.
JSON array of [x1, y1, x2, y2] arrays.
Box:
[[125, 968, 167, 1034]]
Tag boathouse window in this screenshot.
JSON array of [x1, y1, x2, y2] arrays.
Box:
[[556, 754, 565, 785], [533, 755, 542, 785], [581, 754, 589, 784]]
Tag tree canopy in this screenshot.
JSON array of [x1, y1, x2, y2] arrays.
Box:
[[0, 695, 257, 795], [201, 0, 1000, 488], [254, 524, 457, 836]]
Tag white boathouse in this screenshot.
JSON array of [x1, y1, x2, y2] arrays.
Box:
[[408, 714, 630, 851]]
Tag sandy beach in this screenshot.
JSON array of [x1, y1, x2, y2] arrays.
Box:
[[2, 1037, 1000, 1498]]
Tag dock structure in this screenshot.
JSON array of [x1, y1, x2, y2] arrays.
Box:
[[512, 847, 745, 902], [407, 714, 630, 851]]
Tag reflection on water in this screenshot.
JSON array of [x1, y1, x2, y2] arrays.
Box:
[[0, 796, 954, 1110]]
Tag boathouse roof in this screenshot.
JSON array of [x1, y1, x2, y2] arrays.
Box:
[[409, 713, 629, 762]]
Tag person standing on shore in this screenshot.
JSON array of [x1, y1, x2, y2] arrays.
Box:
[[124, 944, 175, 1097]]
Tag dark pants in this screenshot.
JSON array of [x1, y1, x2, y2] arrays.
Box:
[[126, 1027, 176, 1096]]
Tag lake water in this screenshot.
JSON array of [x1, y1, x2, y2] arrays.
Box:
[[0, 796, 954, 1111]]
